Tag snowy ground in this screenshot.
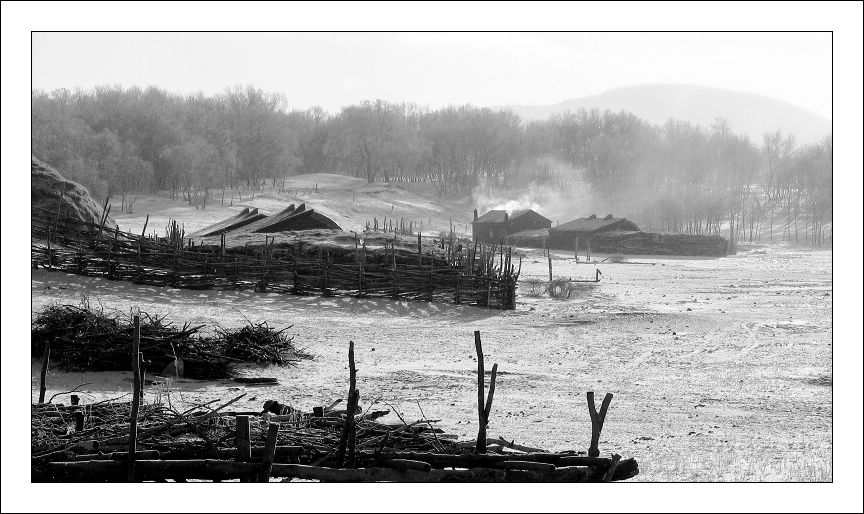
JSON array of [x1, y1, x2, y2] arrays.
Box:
[[31, 180, 833, 481]]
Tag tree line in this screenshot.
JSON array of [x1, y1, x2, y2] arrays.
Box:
[[31, 85, 831, 244]]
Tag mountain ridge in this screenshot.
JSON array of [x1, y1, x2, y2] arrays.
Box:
[[495, 84, 831, 145]]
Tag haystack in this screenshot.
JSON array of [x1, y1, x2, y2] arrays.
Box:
[[31, 157, 110, 225]]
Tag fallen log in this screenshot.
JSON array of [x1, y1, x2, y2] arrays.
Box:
[[33, 458, 637, 482]]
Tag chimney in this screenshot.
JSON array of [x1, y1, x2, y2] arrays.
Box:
[[473, 209, 478, 222], [589, 214, 597, 219], [604, 214, 614, 220]]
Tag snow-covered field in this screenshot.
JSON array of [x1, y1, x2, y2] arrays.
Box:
[[30, 178, 833, 481]]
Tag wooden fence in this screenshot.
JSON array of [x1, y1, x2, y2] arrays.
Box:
[[31, 208, 518, 310]]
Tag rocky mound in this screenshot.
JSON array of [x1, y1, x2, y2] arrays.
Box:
[[31, 157, 111, 225]]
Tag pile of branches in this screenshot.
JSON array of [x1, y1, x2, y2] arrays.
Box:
[[257, 399, 462, 463], [32, 399, 171, 456], [32, 395, 466, 465], [31, 300, 310, 380], [214, 321, 306, 366]]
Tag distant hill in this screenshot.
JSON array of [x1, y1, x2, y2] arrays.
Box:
[[498, 84, 831, 145]]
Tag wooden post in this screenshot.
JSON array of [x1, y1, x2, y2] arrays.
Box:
[[97, 198, 110, 238], [587, 392, 613, 458], [336, 341, 359, 467], [574, 237, 579, 262], [357, 258, 364, 299], [261, 237, 269, 292], [586, 238, 591, 262], [233, 257, 239, 289], [258, 422, 280, 482], [322, 250, 330, 297], [128, 315, 141, 482], [106, 235, 114, 280], [203, 257, 209, 289], [74, 411, 85, 432], [140, 214, 149, 238], [236, 415, 251, 481], [474, 331, 498, 453], [292, 244, 300, 293], [391, 244, 398, 300], [138, 354, 147, 401], [548, 254, 553, 282], [417, 233, 422, 269], [38, 341, 50, 404], [136, 242, 143, 283], [427, 271, 434, 301]]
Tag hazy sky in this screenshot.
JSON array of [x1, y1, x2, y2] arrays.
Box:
[[32, 32, 832, 118]]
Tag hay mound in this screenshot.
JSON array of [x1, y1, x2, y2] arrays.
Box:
[[31, 157, 110, 225]]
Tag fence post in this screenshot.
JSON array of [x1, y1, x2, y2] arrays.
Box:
[[137, 242, 143, 283], [322, 250, 330, 297], [474, 331, 498, 454], [38, 341, 50, 404], [128, 315, 141, 482], [292, 244, 300, 294], [106, 238, 114, 280], [172, 249, 179, 287], [587, 391, 613, 458], [233, 257, 239, 289], [236, 415, 252, 482], [203, 257, 209, 289], [391, 243, 398, 300]]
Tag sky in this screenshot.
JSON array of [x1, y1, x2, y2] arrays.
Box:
[[32, 32, 832, 118]]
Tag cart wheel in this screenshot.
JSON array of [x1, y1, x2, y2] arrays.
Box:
[[548, 279, 572, 299]]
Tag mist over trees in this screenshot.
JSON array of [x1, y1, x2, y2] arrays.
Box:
[[31, 85, 831, 244]]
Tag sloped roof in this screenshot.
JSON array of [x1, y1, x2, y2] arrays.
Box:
[[235, 204, 299, 233], [189, 208, 266, 237], [252, 208, 341, 233], [552, 216, 638, 233], [474, 209, 535, 224]]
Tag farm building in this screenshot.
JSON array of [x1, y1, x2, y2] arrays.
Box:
[[548, 214, 640, 250], [188, 207, 266, 237], [472, 208, 552, 244], [239, 203, 341, 233], [191, 203, 342, 238]]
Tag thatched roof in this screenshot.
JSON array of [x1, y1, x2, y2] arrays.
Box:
[[31, 157, 110, 226]]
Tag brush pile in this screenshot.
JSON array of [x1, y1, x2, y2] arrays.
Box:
[[30, 394, 453, 462], [32, 395, 640, 482], [31, 301, 310, 380], [32, 400, 172, 456], [213, 322, 301, 365]]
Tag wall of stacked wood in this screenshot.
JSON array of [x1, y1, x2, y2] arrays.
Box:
[[31, 207, 519, 310]]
